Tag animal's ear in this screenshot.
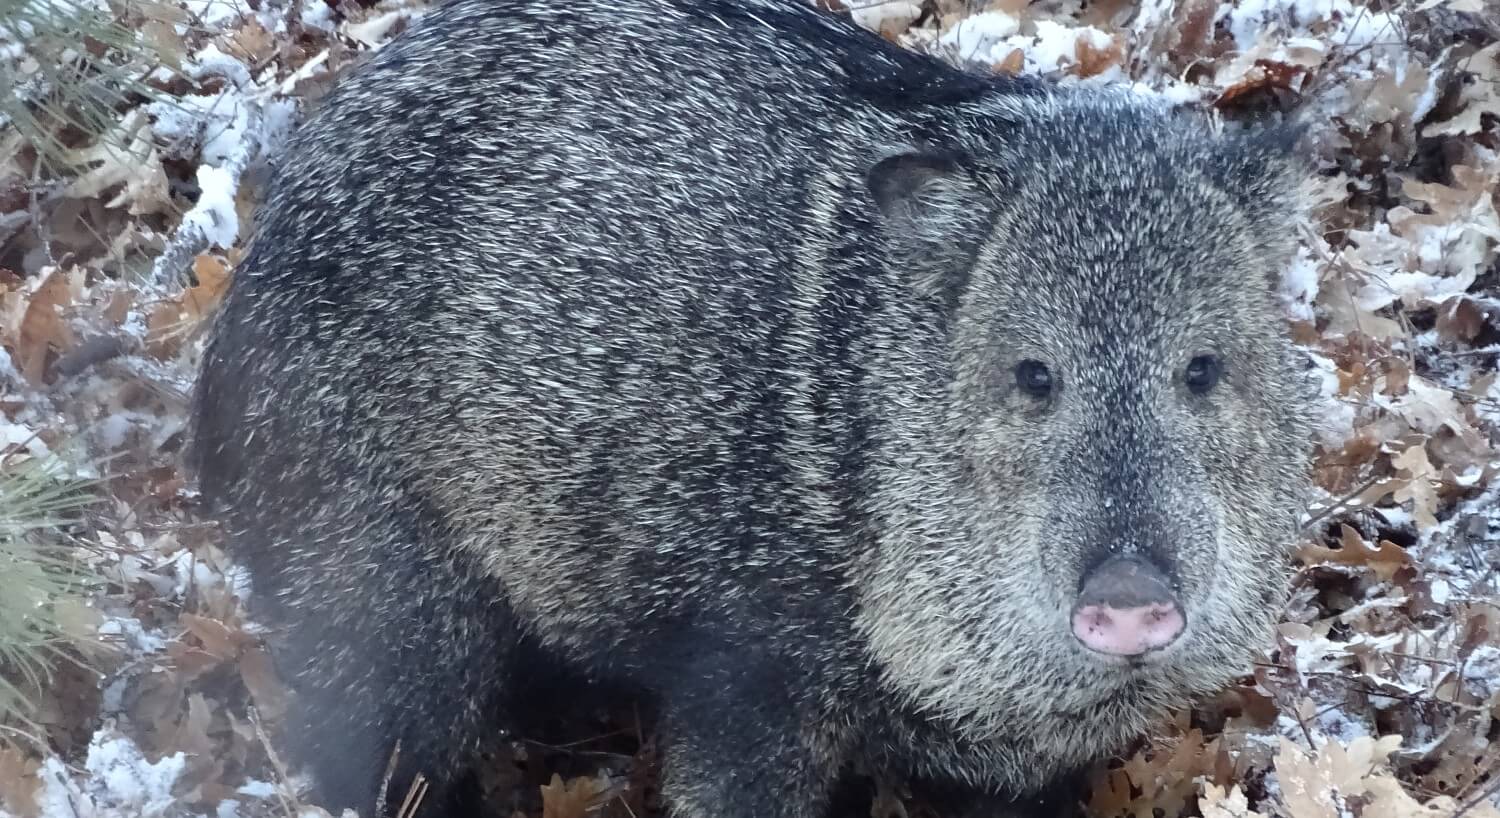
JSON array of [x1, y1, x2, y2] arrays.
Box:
[[865, 149, 998, 316], [1205, 115, 1311, 278], [865, 151, 983, 234], [1206, 115, 1310, 217]]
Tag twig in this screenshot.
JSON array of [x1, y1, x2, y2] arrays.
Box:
[[1452, 774, 1500, 818], [396, 773, 429, 818], [375, 739, 400, 818], [248, 707, 299, 818], [48, 333, 141, 381]]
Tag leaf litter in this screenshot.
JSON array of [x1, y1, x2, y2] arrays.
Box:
[[1, 0, 1498, 816]]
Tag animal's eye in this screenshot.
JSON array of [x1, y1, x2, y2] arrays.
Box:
[[1014, 359, 1054, 399], [1184, 355, 1221, 394]]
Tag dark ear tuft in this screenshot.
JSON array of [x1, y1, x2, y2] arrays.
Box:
[[864, 149, 997, 316], [865, 151, 978, 230], [1206, 112, 1311, 281], [1209, 114, 1311, 211]]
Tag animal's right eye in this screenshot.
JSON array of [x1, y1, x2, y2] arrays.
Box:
[[1015, 359, 1054, 399]]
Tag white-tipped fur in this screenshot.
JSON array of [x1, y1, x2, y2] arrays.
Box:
[[191, 1, 1315, 816]]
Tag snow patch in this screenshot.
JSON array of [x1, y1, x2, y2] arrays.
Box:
[[850, 1, 921, 37], [96, 616, 169, 656], [183, 0, 252, 27], [940, 11, 1021, 62], [1281, 247, 1321, 322], [183, 164, 242, 251], [300, 0, 335, 33], [35, 730, 187, 817]]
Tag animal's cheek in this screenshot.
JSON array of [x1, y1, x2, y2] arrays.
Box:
[[1167, 504, 1263, 617]]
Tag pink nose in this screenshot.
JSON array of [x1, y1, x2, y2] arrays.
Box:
[[1071, 555, 1186, 657], [1071, 602, 1185, 656]]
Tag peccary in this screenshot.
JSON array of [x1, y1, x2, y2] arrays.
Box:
[[190, 1, 1314, 816]]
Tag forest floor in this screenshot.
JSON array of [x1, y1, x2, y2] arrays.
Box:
[[1, 0, 1498, 816]]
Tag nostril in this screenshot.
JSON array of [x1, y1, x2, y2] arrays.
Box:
[[1072, 555, 1187, 657], [1071, 602, 1185, 657]]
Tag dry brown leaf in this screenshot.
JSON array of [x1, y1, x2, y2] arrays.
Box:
[[1087, 727, 1217, 818], [1200, 785, 1270, 818], [0, 746, 41, 818], [994, 48, 1025, 75], [1364, 774, 1500, 818], [239, 645, 290, 722], [181, 613, 242, 661], [1318, 275, 1406, 341], [225, 18, 277, 64], [1085, 767, 1137, 818], [1408, 726, 1500, 798], [1427, 42, 1500, 137], [65, 110, 174, 216], [185, 253, 233, 318], [539, 773, 608, 818], [1297, 524, 1411, 580], [1390, 443, 1440, 530], [170, 693, 218, 758], [1391, 375, 1469, 438], [15, 267, 80, 384], [1274, 735, 1403, 818], [1436, 298, 1487, 342], [1072, 33, 1123, 78]]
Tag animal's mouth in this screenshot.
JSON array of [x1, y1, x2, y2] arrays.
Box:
[[1047, 673, 1167, 720]]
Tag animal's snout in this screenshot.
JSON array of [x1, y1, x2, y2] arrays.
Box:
[[1071, 556, 1185, 657]]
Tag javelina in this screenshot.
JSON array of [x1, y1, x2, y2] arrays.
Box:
[[190, 1, 1314, 816]]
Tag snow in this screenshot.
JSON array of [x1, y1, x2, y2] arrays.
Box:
[[1223, 0, 1402, 55], [172, 545, 226, 598], [1313, 706, 1371, 744], [182, 0, 252, 27], [1330, 9, 1402, 55], [31, 731, 187, 818], [0, 418, 52, 459], [146, 45, 277, 278], [940, 13, 1118, 78], [1306, 353, 1356, 448], [224, 564, 255, 600], [182, 164, 242, 251], [191, 43, 254, 89], [1429, 578, 1450, 605], [1461, 646, 1500, 700], [1131, 78, 1209, 104], [1022, 21, 1104, 75], [939, 11, 1021, 61], [96, 412, 137, 450], [96, 616, 169, 655], [86, 734, 187, 814], [300, 0, 335, 33], [1281, 247, 1321, 322], [850, 1, 921, 37], [346, 10, 420, 49], [279, 49, 331, 95], [235, 780, 278, 799]]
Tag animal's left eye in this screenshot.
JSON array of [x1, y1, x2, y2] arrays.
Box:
[[1184, 355, 1221, 394]]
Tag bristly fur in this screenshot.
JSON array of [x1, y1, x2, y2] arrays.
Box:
[[189, 1, 1315, 816]]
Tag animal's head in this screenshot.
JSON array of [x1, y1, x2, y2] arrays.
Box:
[[856, 91, 1315, 766]]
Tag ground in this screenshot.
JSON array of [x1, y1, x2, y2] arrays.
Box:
[[0, 0, 1497, 817]]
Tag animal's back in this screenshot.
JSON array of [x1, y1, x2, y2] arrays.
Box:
[[193, 0, 962, 662]]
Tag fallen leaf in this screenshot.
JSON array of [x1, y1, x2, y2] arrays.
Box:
[[1297, 524, 1411, 580], [539, 773, 608, 818]]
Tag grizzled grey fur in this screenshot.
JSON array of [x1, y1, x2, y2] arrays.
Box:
[[190, 0, 1314, 816]]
